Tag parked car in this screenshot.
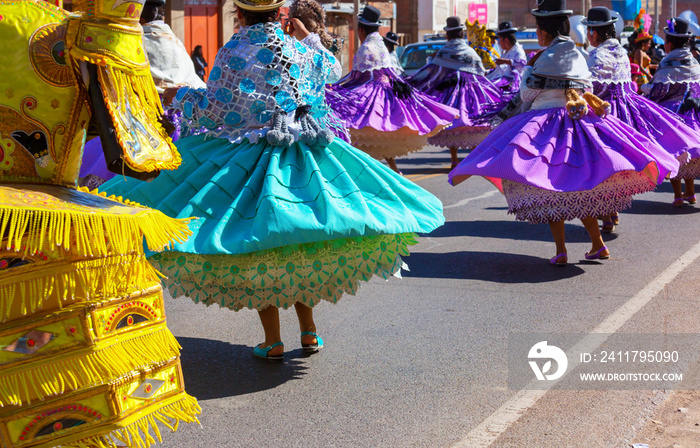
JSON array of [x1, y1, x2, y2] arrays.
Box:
[[399, 40, 446, 76], [514, 29, 543, 56]]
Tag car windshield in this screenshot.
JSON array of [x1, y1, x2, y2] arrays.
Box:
[[400, 44, 442, 69]]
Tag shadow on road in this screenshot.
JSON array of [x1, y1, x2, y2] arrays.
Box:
[[423, 220, 619, 244], [622, 199, 700, 215], [403, 251, 585, 283], [179, 337, 308, 400]]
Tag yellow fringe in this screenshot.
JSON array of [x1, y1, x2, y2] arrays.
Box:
[[0, 192, 192, 258], [0, 253, 161, 322], [97, 65, 182, 173], [59, 394, 201, 448], [0, 325, 181, 407]]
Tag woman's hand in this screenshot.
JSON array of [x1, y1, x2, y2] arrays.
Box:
[[527, 50, 544, 66], [286, 18, 310, 40], [162, 87, 179, 106], [495, 58, 512, 66]]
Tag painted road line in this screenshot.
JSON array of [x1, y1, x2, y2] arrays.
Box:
[[409, 172, 446, 182], [452, 238, 700, 447], [444, 190, 501, 210]]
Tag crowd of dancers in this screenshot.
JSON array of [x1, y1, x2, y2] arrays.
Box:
[[2, 0, 700, 446]]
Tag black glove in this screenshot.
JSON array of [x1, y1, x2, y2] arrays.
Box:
[[436, 76, 458, 91], [391, 79, 413, 99], [679, 96, 700, 114]]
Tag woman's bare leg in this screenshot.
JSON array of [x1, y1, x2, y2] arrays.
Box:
[[257, 305, 284, 356], [581, 216, 609, 258], [386, 157, 401, 174], [294, 302, 318, 346], [548, 220, 567, 263]]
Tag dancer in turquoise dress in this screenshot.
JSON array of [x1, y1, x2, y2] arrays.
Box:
[[102, 0, 444, 361]]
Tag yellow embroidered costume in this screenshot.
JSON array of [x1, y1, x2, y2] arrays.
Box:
[[0, 0, 199, 447], [465, 19, 497, 70]]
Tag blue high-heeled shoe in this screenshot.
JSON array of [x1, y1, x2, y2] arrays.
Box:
[[253, 342, 284, 362], [301, 332, 324, 353]]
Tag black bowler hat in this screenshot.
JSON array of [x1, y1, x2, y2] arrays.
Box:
[[531, 0, 573, 17], [665, 17, 694, 37], [443, 16, 464, 31], [496, 21, 517, 35], [358, 5, 381, 26], [145, 0, 166, 6], [581, 7, 617, 27], [383, 31, 400, 46]]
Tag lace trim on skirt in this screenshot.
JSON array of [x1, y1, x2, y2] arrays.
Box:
[[349, 127, 443, 159], [150, 233, 417, 310], [427, 126, 492, 149], [502, 171, 657, 223], [675, 157, 700, 179]]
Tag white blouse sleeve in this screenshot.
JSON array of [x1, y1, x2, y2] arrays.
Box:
[[302, 33, 342, 83], [519, 66, 540, 102]]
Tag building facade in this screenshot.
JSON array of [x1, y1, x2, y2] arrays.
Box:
[[499, 0, 700, 32]]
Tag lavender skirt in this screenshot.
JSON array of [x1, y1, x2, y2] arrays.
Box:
[[487, 64, 522, 95], [596, 82, 700, 179], [646, 81, 700, 130], [406, 65, 511, 148], [327, 68, 458, 135], [449, 107, 680, 223]]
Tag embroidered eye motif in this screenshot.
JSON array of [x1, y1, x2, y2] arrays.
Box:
[[106, 302, 159, 333], [3, 330, 54, 355], [35, 418, 86, 437], [18, 405, 102, 443], [130, 379, 165, 400], [115, 313, 149, 329]]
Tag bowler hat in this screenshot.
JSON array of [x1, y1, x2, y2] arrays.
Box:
[[496, 21, 517, 35], [581, 7, 617, 27], [383, 31, 400, 46], [444, 16, 465, 32], [358, 5, 381, 26], [531, 0, 573, 17], [665, 17, 694, 37]]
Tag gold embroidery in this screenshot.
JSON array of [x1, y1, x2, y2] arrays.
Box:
[[0, 133, 15, 171], [29, 23, 72, 88]]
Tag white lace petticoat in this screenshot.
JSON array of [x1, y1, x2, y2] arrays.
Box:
[[675, 157, 700, 179], [427, 126, 492, 149], [501, 170, 657, 223], [349, 126, 447, 159]]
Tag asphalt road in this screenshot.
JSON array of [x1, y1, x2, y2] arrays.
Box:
[[159, 145, 700, 448]]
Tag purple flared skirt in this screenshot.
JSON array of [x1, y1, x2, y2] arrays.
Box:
[[448, 106, 680, 223], [327, 68, 458, 135], [596, 81, 700, 179], [327, 68, 458, 158], [407, 66, 511, 149], [487, 65, 522, 95]]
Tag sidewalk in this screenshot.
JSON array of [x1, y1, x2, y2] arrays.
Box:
[[631, 389, 700, 448]]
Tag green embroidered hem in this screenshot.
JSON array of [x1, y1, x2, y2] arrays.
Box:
[[149, 233, 417, 310]]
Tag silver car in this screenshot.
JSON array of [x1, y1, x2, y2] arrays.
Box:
[[399, 40, 446, 76]]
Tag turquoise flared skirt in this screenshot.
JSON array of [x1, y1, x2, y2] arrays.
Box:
[[102, 134, 444, 310]]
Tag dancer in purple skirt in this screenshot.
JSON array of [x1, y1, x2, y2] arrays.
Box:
[[585, 7, 700, 223], [642, 17, 700, 206], [449, 0, 679, 266], [326, 6, 458, 174], [487, 21, 527, 94], [406, 16, 511, 168]]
